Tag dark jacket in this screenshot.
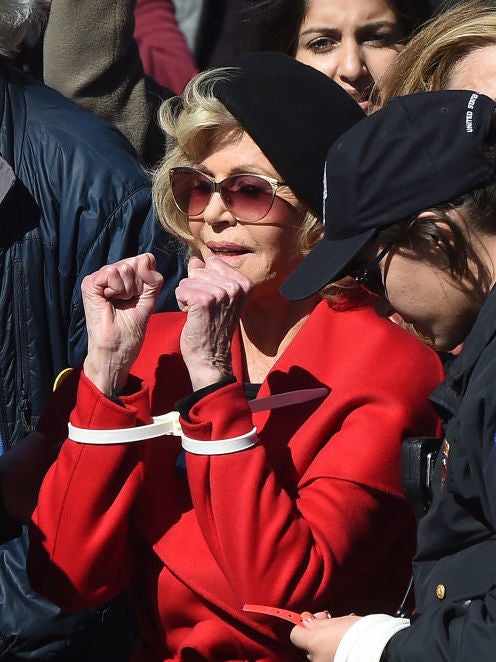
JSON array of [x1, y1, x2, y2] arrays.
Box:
[[0, 62, 183, 661], [0, 498, 20, 545], [0, 62, 183, 450], [387, 284, 496, 660]]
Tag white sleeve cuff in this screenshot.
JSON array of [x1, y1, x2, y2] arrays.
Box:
[[334, 614, 410, 662], [181, 427, 258, 455]]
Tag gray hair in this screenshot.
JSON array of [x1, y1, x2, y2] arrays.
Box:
[[0, 0, 46, 56]]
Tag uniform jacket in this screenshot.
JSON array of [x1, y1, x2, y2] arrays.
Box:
[[386, 284, 496, 660], [29, 301, 443, 661], [0, 62, 183, 448]]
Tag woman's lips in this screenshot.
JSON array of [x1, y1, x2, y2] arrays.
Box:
[[206, 241, 252, 256]]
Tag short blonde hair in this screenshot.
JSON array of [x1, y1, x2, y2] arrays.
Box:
[[152, 66, 365, 304], [372, 0, 496, 108], [152, 67, 323, 259]]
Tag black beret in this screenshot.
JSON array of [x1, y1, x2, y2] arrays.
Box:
[[213, 51, 365, 216]]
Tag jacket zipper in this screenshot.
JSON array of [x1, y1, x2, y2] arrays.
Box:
[[13, 260, 33, 439]]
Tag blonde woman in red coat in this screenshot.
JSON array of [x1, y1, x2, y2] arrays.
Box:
[[27, 53, 443, 662]]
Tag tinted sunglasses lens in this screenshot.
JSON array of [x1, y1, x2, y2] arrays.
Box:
[[222, 175, 275, 221], [171, 169, 212, 216]]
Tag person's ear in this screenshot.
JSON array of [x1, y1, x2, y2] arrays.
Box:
[[416, 211, 456, 247]]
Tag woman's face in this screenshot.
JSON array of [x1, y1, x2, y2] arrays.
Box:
[[187, 131, 307, 296], [375, 236, 482, 352], [446, 44, 496, 101], [295, 0, 406, 112]]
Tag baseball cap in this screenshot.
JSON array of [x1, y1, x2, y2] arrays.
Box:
[[281, 89, 496, 300]]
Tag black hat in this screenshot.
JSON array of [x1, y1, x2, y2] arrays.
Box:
[[212, 52, 365, 216], [281, 89, 496, 300]]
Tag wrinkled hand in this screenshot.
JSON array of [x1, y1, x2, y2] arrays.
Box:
[[176, 257, 252, 391], [82, 253, 163, 396], [290, 614, 361, 662]]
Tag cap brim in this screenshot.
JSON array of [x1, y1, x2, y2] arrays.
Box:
[[280, 228, 376, 301]]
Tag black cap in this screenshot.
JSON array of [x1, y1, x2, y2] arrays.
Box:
[[281, 89, 496, 300], [213, 52, 365, 216]]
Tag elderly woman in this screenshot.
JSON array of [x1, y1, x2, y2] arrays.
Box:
[[27, 53, 442, 662]]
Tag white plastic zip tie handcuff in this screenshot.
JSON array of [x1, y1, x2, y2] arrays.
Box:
[[67, 387, 328, 448]]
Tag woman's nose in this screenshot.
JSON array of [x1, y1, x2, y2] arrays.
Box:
[[201, 191, 237, 227], [335, 40, 367, 83]]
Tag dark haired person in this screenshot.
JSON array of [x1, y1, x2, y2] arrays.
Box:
[[247, 0, 432, 113], [282, 89, 496, 662], [27, 53, 442, 661]]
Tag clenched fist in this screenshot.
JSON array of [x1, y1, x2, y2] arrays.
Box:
[[176, 256, 252, 391], [82, 253, 163, 396]]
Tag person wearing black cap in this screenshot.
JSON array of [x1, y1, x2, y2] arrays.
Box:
[[285, 89, 496, 661], [27, 53, 443, 662]]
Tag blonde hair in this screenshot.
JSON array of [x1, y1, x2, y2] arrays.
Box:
[[152, 66, 366, 304], [153, 67, 324, 258], [372, 0, 496, 109]]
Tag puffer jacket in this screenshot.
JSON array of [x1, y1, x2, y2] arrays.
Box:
[[0, 62, 184, 449], [0, 62, 183, 660]]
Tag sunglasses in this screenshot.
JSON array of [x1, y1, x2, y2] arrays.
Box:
[[352, 245, 391, 297], [169, 167, 287, 222]]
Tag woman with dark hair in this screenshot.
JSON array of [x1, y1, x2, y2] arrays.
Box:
[[247, 0, 432, 112], [282, 88, 496, 662]]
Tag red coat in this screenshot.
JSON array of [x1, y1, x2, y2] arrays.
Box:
[[29, 301, 443, 661]]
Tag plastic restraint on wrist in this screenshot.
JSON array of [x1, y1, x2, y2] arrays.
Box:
[[68, 411, 182, 444], [67, 387, 329, 447], [181, 427, 258, 455]]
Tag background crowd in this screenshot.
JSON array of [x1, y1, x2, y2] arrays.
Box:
[[0, 0, 492, 661]]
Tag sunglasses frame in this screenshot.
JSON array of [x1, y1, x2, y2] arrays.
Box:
[[169, 166, 287, 222], [353, 244, 391, 297]]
